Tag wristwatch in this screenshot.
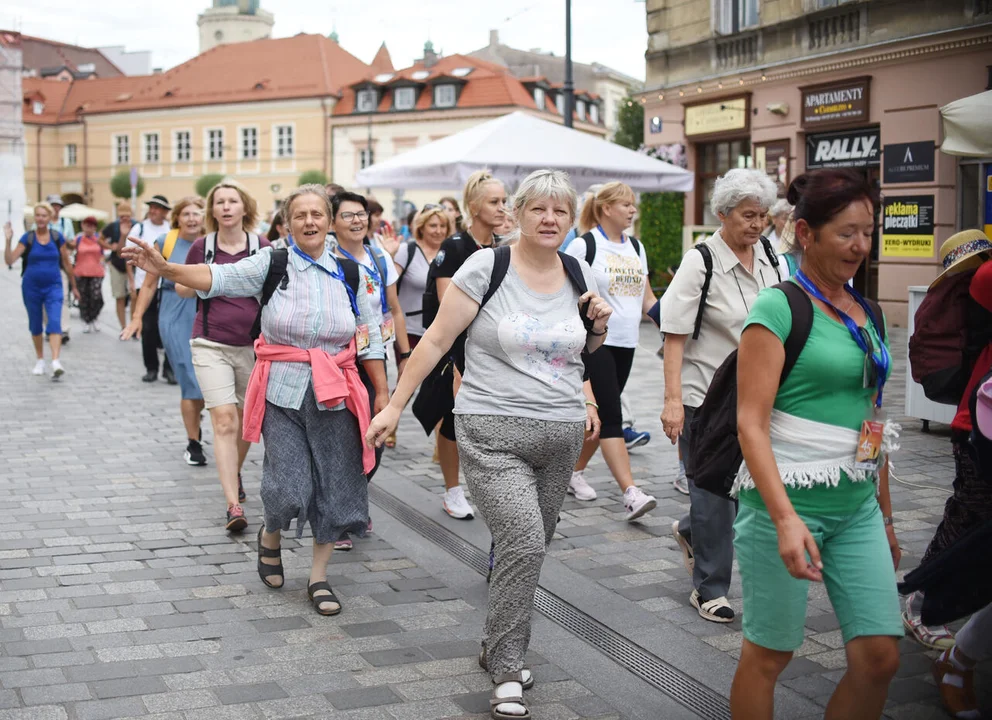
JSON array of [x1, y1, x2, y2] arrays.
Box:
[[883, 515, 894, 527], [398, 350, 412, 359]]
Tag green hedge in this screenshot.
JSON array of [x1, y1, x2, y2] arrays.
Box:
[[639, 192, 685, 290]]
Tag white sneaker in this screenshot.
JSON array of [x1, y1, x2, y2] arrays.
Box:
[[91, 322, 101, 333], [443, 486, 474, 520], [567, 470, 597, 501], [51, 359, 65, 381], [623, 486, 657, 522], [31, 359, 46, 376], [673, 467, 690, 495]]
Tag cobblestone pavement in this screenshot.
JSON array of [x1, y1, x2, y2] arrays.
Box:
[[0, 270, 988, 720]]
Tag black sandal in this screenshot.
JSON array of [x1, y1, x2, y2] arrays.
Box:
[[256, 526, 283, 589], [307, 581, 342, 616], [479, 643, 534, 689]]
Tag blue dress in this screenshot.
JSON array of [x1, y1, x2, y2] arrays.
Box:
[[20, 232, 65, 336], [155, 235, 202, 400]]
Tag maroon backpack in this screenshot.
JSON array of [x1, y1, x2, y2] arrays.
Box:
[[909, 269, 992, 405]]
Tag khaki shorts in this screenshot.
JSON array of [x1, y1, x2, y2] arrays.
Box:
[[190, 338, 255, 409], [108, 265, 130, 299]]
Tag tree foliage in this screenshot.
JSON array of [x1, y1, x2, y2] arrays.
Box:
[[613, 95, 644, 151], [195, 173, 226, 198], [298, 170, 329, 186], [639, 192, 685, 290], [110, 170, 144, 199]]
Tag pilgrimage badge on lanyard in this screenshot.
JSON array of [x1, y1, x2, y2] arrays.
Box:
[[337, 245, 393, 342], [291, 245, 368, 349], [793, 270, 891, 473]]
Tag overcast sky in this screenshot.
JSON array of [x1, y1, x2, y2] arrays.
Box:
[[1, 0, 648, 81]]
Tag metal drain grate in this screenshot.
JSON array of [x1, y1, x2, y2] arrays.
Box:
[[370, 485, 731, 720]]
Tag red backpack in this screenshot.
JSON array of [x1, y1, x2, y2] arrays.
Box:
[[909, 269, 992, 405]]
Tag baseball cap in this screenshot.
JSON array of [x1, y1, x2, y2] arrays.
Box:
[[45, 194, 64, 206]]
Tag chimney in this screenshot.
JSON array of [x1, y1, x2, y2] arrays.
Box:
[[489, 29, 499, 48]]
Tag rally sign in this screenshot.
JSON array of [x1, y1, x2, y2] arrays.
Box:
[[882, 195, 935, 258], [806, 127, 880, 169]]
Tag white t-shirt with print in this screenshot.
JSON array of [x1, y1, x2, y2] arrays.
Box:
[[127, 219, 171, 289], [564, 227, 649, 348]]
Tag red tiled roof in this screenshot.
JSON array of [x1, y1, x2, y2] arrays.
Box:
[[22, 33, 372, 123], [20, 78, 74, 125], [370, 43, 394, 74], [12, 32, 124, 78]]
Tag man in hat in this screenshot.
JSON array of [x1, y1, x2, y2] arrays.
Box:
[[126, 195, 174, 384], [904, 230, 992, 650]]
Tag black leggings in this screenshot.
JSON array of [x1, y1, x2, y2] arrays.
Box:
[[141, 295, 171, 376], [584, 345, 636, 439]]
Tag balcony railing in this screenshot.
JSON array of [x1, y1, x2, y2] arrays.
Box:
[[715, 33, 759, 70], [808, 8, 862, 50]]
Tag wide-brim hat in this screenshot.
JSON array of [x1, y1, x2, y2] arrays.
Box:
[[45, 194, 64, 206], [929, 229, 992, 289], [147, 194, 171, 210]]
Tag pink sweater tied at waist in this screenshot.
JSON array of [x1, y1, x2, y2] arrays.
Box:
[[243, 336, 375, 474]]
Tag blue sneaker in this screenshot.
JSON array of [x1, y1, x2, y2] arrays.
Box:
[[623, 427, 651, 450]]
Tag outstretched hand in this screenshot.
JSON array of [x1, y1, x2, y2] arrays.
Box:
[[120, 237, 168, 277]]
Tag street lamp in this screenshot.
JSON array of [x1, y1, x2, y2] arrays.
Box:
[[564, 0, 574, 128]]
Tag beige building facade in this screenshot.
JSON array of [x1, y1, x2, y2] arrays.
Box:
[[641, 0, 992, 325]]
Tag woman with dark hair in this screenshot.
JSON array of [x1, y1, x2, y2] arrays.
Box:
[[266, 210, 290, 249], [731, 169, 902, 719], [440, 196, 465, 234]]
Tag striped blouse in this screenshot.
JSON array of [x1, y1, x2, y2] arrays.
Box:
[[200, 246, 384, 412]]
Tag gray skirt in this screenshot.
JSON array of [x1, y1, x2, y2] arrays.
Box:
[[260, 394, 369, 545]]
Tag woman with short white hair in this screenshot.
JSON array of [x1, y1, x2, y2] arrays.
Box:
[[661, 168, 781, 623], [368, 170, 611, 720]]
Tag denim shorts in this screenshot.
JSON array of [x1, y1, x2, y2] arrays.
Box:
[[734, 497, 904, 652]]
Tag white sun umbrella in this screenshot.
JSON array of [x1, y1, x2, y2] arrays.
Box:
[[59, 203, 111, 222], [355, 111, 694, 193], [939, 90, 992, 156]]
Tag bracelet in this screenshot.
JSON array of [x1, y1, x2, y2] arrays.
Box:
[[883, 515, 894, 527], [585, 401, 599, 409], [398, 350, 412, 359], [588, 327, 607, 336]]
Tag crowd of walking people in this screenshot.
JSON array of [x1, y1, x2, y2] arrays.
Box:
[[6, 160, 990, 720]]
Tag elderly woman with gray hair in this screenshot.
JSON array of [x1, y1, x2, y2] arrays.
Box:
[[660, 168, 780, 623], [367, 169, 612, 720]]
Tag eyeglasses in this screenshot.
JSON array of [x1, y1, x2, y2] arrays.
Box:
[[339, 211, 369, 221], [422, 204, 442, 211]]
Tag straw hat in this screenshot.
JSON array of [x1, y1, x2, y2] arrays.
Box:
[[929, 229, 992, 289]]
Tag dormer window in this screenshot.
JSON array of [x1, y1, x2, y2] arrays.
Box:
[[394, 86, 416, 111], [356, 88, 378, 113], [534, 87, 545, 110], [590, 103, 600, 124], [576, 99, 586, 121], [434, 84, 457, 108], [556, 94, 565, 115], [32, 101, 44, 115]]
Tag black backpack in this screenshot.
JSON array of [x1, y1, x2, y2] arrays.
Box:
[[249, 248, 362, 341], [200, 232, 262, 335], [687, 282, 886, 499], [395, 239, 421, 300], [412, 245, 590, 435], [421, 232, 478, 329], [579, 231, 642, 267], [692, 236, 781, 339]]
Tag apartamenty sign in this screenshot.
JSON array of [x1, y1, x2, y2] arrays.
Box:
[[883, 141, 935, 184], [882, 195, 935, 258], [806, 127, 880, 169], [801, 77, 871, 129]]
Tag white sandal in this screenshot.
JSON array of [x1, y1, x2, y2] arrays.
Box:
[[691, 591, 735, 623]]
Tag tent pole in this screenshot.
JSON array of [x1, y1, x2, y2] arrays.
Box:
[[564, 0, 574, 129]]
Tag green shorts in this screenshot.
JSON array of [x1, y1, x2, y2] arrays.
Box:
[[734, 497, 904, 652]]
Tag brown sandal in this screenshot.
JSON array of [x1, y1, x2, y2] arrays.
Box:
[[307, 581, 341, 616], [490, 672, 530, 720], [479, 643, 533, 689]]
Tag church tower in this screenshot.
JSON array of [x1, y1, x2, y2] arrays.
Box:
[[197, 0, 274, 54]]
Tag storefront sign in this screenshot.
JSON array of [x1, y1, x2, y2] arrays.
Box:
[[684, 97, 748, 138], [883, 141, 935, 184], [882, 195, 935, 258], [801, 77, 870, 129], [806, 127, 880, 169]]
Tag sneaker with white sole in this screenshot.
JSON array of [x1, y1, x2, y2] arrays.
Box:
[[443, 486, 474, 520], [567, 471, 597, 501], [672, 520, 694, 577], [623, 486, 656, 521], [623, 427, 651, 450], [691, 590, 735, 623], [82, 324, 92, 334], [32, 359, 46, 376], [673, 467, 690, 495], [51, 359, 65, 381]]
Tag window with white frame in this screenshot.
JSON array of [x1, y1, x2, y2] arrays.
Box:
[[590, 103, 600, 124], [556, 93, 565, 115], [433, 84, 457, 108], [575, 100, 586, 121], [113, 134, 130, 165], [356, 88, 378, 113], [143, 132, 160, 163], [241, 127, 258, 159], [534, 87, 546, 109], [713, 0, 759, 34], [359, 147, 374, 169], [174, 130, 191, 162], [394, 86, 416, 111], [275, 125, 294, 158], [208, 129, 224, 160], [64, 144, 77, 167]]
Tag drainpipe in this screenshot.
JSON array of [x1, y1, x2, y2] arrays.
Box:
[[36, 126, 42, 201], [81, 113, 89, 205], [320, 98, 329, 177]]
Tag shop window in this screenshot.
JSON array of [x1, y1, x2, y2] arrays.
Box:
[[958, 160, 990, 231], [696, 138, 752, 225]]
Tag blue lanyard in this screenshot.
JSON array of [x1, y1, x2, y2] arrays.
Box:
[[291, 245, 360, 317], [337, 245, 389, 316], [597, 225, 626, 244], [794, 270, 890, 407]]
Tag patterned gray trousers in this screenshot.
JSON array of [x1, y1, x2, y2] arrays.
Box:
[[455, 414, 585, 679]]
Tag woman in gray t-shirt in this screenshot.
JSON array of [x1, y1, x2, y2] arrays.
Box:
[[367, 170, 612, 719]]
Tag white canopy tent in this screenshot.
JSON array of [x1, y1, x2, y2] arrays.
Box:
[[355, 111, 694, 193], [939, 90, 992, 156]]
